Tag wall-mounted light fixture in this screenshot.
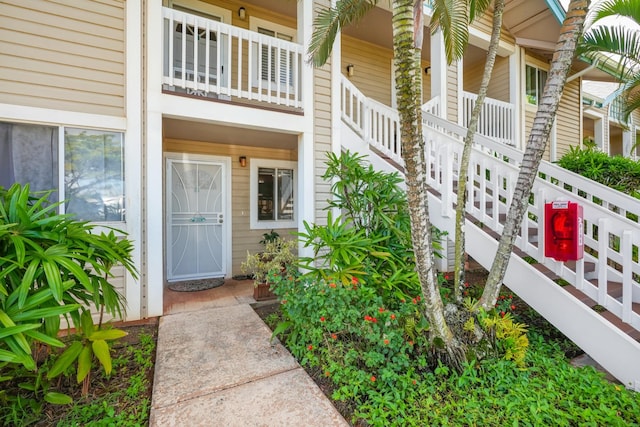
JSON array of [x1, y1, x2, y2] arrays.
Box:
[[346, 64, 355, 77], [424, 66, 431, 75], [238, 6, 246, 20], [239, 156, 247, 167]]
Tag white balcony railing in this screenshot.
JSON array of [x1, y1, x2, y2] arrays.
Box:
[[461, 91, 515, 146], [162, 7, 303, 108], [341, 76, 402, 164]]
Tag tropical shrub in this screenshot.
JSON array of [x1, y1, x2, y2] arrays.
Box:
[[298, 151, 445, 301], [557, 146, 640, 198], [0, 183, 138, 407]]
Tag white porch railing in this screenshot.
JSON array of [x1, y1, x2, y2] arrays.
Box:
[[341, 76, 402, 164], [461, 91, 515, 146], [162, 7, 303, 108], [340, 79, 640, 388]]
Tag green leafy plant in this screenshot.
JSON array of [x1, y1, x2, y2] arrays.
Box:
[[557, 146, 640, 198], [241, 238, 297, 286], [0, 183, 138, 413], [47, 310, 128, 396]]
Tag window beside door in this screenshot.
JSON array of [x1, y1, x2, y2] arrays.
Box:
[[250, 159, 296, 229], [0, 121, 125, 222]]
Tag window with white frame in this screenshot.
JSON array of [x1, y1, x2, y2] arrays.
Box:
[[525, 64, 547, 106], [0, 122, 125, 222], [250, 18, 296, 89], [250, 159, 296, 229]]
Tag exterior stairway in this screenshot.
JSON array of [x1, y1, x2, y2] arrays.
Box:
[[340, 77, 640, 391]]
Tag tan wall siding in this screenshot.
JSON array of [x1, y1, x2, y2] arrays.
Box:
[[447, 63, 458, 122], [341, 36, 431, 107], [470, 10, 516, 45], [313, 0, 333, 227], [342, 36, 393, 105], [164, 138, 297, 274], [0, 0, 125, 116], [555, 77, 581, 159], [463, 55, 510, 102], [314, 61, 332, 226]]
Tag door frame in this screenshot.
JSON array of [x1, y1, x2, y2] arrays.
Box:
[[164, 152, 233, 280]]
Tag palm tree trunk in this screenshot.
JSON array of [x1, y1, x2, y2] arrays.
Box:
[[392, 0, 465, 370], [453, 0, 505, 301], [481, 0, 590, 309]]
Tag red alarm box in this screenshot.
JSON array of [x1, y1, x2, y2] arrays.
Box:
[[544, 201, 583, 262]]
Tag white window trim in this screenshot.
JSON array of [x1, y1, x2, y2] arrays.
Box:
[[525, 63, 548, 107], [249, 17, 297, 43], [170, 0, 231, 23], [0, 119, 126, 226], [250, 159, 297, 230]]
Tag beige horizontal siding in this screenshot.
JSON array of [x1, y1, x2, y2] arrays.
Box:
[[0, 0, 125, 116], [470, 9, 515, 45], [342, 35, 394, 106], [447, 63, 458, 123], [555, 77, 581, 159], [463, 55, 510, 103], [164, 138, 297, 275]]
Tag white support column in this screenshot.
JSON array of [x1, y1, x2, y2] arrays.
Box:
[[623, 130, 633, 157], [125, 0, 143, 320], [509, 49, 521, 148], [456, 59, 463, 126], [519, 47, 527, 151], [144, 0, 165, 318], [297, 0, 315, 260], [330, 0, 342, 220], [430, 29, 447, 118]]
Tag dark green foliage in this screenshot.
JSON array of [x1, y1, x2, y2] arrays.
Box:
[[0, 183, 138, 418], [557, 147, 640, 198], [297, 151, 444, 300]]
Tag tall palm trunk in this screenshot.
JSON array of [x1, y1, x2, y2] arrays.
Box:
[[481, 0, 590, 308], [391, 0, 465, 370], [453, 0, 505, 301]]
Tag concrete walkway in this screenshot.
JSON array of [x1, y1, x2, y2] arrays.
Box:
[[149, 284, 348, 426]]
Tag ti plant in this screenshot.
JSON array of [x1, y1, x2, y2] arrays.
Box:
[[0, 183, 138, 402], [47, 310, 128, 396]]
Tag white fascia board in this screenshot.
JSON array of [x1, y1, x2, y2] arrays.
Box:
[[515, 37, 557, 52], [159, 93, 307, 134], [0, 104, 126, 130]]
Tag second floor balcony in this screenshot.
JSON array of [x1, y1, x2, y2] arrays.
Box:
[[162, 7, 303, 110]]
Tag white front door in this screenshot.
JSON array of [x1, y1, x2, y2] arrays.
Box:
[[166, 158, 227, 281]]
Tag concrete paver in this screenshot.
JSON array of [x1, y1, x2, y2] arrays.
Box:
[[150, 299, 348, 426]]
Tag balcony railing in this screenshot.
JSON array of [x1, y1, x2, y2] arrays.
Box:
[[341, 76, 402, 164], [162, 7, 303, 108], [461, 91, 515, 146]]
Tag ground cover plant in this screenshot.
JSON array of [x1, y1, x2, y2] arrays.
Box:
[[267, 153, 640, 426]]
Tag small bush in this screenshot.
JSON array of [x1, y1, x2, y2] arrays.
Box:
[[557, 147, 640, 198]]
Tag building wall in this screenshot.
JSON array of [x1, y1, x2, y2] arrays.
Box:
[[463, 55, 510, 103], [313, 0, 333, 227], [163, 138, 297, 274], [555, 76, 581, 159], [341, 36, 431, 106], [0, 0, 125, 116]]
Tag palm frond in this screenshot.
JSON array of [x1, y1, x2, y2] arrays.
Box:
[[591, 0, 640, 25], [579, 25, 640, 79], [469, 0, 492, 22], [430, 0, 470, 64], [309, 0, 378, 67]]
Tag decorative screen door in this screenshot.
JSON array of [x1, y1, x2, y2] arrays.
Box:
[[167, 159, 225, 281]]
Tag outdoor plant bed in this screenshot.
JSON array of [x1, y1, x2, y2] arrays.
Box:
[[1, 321, 158, 427], [253, 265, 640, 426]]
